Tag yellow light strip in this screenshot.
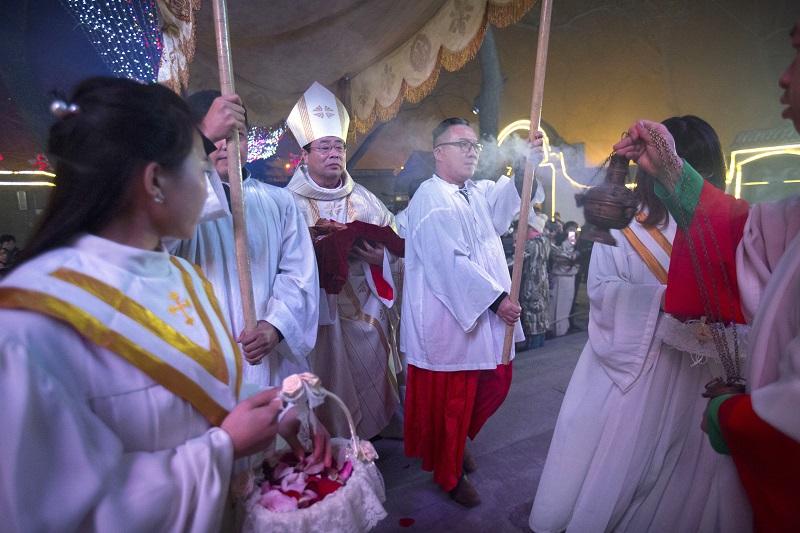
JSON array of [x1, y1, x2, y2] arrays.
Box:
[[741, 181, 769, 186], [498, 119, 591, 219], [0, 181, 55, 187], [0, 170, 56, 178], [726, 143, 800, 198], [784, 179, 800, 184]]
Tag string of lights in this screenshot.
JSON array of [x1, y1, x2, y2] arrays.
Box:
[[60, 0, 163, 83], [247, 122, 287, 162]]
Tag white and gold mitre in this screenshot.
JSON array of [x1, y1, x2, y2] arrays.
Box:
[[287, 81, 350, 147]]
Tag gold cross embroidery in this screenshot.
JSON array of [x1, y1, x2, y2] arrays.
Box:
[[168, 291, 194, 325]]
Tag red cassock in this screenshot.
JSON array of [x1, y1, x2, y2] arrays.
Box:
[[666, 177, 800, 531]]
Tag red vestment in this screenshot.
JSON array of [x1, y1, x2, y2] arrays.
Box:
[[313, 220, 404, 296], [664, 180, 749, 324]]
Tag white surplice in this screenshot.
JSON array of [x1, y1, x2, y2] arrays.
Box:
[[175, 173, 319, 391], [0, 235, 239, 533], [401, 174, 523, 371], [530, 215, 751, 533]]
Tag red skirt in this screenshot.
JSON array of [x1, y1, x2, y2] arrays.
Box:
[[404, 363, 512, 491]]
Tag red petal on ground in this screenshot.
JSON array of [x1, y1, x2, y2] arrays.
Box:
[[399, 518, 415, 527]]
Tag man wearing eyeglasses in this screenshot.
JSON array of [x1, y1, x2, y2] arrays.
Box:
[[286, 82, 401, 440], [173, 90, 320, 393], [401, 117, 543, 507]]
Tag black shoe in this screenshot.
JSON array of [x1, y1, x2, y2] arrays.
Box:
[[449, 474, 481, 507]]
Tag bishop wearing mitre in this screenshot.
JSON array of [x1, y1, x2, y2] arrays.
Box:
[[286, 82, 402, 439]]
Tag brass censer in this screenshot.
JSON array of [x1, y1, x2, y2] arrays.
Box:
[[575, 154, 638, 246]]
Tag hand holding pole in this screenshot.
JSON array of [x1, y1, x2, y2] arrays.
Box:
[[211, 0, 259, 363], [502, 0, 553, 364]]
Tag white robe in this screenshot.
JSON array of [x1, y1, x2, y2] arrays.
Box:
[[175, 175, 319, 391], [400, 174, 523, 371], [0, 235, 238, 532], [530, 215, 751, 533]]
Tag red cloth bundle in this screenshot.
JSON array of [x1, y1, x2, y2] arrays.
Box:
[[312, 219, 404, 294]]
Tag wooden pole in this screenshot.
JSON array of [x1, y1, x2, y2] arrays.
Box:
[[502, 0, 553, 364], [211, 0, 258, 361]]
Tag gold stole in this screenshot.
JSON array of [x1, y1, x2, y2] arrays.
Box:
[[0, 258, 241, 425], [621, 215, 672, 285]]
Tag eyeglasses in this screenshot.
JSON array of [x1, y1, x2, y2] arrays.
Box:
[[309, 142, 347, 154], [434, 140, 483, 154]]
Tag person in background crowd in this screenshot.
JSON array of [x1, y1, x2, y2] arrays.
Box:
[[548, 221, 579, 337], [0, 248, 9, 276], [0, 235, 19, 268], [518, 211, 550, 351]]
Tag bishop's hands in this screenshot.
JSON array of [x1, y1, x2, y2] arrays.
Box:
[[350, 239, 385, 266], [200, 94, 247, 143], [496, 296, 522, 326], [613, 120, 684, 193], [238, 320, 282, 364]]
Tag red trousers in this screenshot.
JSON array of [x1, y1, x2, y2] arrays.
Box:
[[403, 363, 513, 491]]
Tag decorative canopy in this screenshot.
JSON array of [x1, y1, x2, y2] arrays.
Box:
[[178, 0, 535, 134]]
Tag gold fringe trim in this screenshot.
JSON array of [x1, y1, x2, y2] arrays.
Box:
[[353, 0, 535, 134], [487, 0, 538, 28]]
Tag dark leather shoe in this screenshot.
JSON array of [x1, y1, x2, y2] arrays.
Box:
[[449, 474, 481, 507], [462, 448, 478, 473]]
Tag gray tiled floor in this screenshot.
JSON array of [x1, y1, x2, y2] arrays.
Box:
[[372, 331, 587, 533]]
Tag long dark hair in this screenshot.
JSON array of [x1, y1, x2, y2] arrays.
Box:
[[636, 115, 726, 228], [18, 77, 196, 264]]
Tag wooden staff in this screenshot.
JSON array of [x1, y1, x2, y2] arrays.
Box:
[[211, 0, 258, 361], [502, 0, 553, 364]]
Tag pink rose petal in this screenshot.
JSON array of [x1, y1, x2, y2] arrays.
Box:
[[339, 460, 353, 482], [280, 471, 308, 494], [260, 489, 298, 512]]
